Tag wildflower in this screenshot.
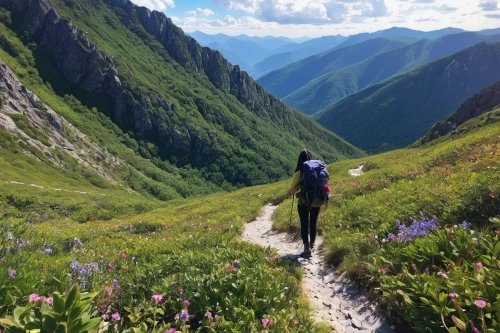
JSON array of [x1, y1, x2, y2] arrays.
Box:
[[470, 320, 481, 333], [474, 300, 486, 308], [179, 309, 189, 321], [152, 294, 163, 304], [43, 243, 53, 255], [449, 293, 458, 299], [378, 267, 387, 275], [73, 238, 84, 248], [178, 287, 183, 295], [262, 318, 271, 327], [227, 264, 234, 271], [43, 297, 53, 305], [215, 315, 220, 321], [437, 271, 448, 279], [29, 293, 41, 303], [108, 263, 113, 270], [112, 279, 119, 289], [234, 260, 240, 269], [183, 299, 190, 307], [163, 329, 176, 333], [475, 262, 483, 272], [6, 232, 12, 241], [293, 319, 299, 326], [8, 268, 16, 279], [15, 238, 27, 250], [111, 312, 120, 321], [118, 251, 127, 259], [205, 311, 212, 319], [460, 221, 472, 229]]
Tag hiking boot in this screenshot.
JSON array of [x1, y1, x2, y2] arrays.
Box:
[[299, 242, 312, 258]]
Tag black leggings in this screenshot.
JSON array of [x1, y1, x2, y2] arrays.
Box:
[[298, 204, 320, 245]]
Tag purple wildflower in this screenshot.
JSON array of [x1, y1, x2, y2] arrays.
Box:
[[6, 232, 12, 241], [179, 309, 189, 321], [234, 260, 240, 269], [8, 268, 16, 279], [112, 279, 119, 289]]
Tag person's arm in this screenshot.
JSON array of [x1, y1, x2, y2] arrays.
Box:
[[288, 171, 301, 195]]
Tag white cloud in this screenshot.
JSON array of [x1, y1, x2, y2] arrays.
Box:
[[174, 0, 500, 37], [130, 0, 174, 11], [186, 8, 216, 17]]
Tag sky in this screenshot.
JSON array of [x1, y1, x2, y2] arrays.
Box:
[[128, 0, 500, 38]]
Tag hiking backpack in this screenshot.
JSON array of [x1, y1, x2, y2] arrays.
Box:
[[300, 160, 330, 208]]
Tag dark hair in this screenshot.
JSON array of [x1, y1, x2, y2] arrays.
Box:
[[295, 149, 312, 173]]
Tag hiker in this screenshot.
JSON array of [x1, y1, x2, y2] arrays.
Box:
[[289, 149, 330, 258]]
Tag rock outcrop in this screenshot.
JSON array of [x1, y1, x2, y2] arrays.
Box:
[[426, 80, 500, 141], [0, 59, 119, 179], [3, 0, 210, 158]]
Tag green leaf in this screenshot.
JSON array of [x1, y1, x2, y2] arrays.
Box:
[[0, 318, 16, 327], [451, 316, 466, 330], [53, 293, 65, 314], [55, 323, 67, 333], [24, 321, 39, 330], [65, 285, 79, 311], [448, 327, 459, 333], [419, 297, 431, 305], [42, 314, 58, 332]]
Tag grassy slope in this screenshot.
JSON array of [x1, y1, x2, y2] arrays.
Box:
[[37, 0, 363, 188], [314, 42, 500, 153], [274, 107, 500, 273], [283, 32, 500, 115], [0, 21, 221, 201], [257, 38, 408, 101]]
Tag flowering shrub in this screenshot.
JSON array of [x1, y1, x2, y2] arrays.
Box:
[[369, 217, 500, 332]]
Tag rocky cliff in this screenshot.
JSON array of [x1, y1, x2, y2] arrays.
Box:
[[0, 59, 119, 180], [106, 0, 289, 121], [423, 80, 500, 142], [2, 0, 213, 155]]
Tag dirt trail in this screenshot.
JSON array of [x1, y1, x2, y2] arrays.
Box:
[[242, 204, 393, 333]]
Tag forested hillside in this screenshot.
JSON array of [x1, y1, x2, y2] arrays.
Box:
[[265, 32, 500, 115], [257, 38, 409, 101], [314, 42, 500, 153], [0, 0, 363, 199]]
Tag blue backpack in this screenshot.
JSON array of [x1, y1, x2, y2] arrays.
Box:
[[300, 160, 330, 208]]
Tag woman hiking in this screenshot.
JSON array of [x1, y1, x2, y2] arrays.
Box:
[[289, 149, 330, 258]]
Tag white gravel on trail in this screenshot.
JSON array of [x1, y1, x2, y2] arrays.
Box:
[[242, 204, 394, 333]]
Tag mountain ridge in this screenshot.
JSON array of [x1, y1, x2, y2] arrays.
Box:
[[0, 0, 363, 194], [272, 31, 500, 115], [314, 42, 500, 153]]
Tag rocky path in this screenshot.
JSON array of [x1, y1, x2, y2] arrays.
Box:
[[242, 204, 393, 333]]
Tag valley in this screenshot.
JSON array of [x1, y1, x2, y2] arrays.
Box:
[[0, 0, 499, 332]]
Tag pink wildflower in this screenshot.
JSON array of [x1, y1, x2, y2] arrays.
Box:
[[43, 297, 53, 305], [112, 312, 120, 321], [227, 264, 234, 271], [178, 287, 183, 295], [470, 320, 480, 333], [29, 293, 40, 303], [183, 299, 190, 307], [437, 271, 448, 279], [215, 315, 220, 321], [475, 262, 483, 272], [118, 251, 127, 259], [210, 322, 216, 327], [262, 318, 271, 327], [474, 300, 487, 309], [449, 293, 458, 299], [152, 294, 163, 304], [105, 287, 112, 295], [205, 311, 212, 319], [108, 263, 113, 270], [293, 319, 299, 326], [163, 329, 176, 333]]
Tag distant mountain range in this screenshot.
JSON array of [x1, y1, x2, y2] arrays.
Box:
[[188, 27, 498, 79], [264, 32, 500, 115], [313, 42, 500, 153]]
